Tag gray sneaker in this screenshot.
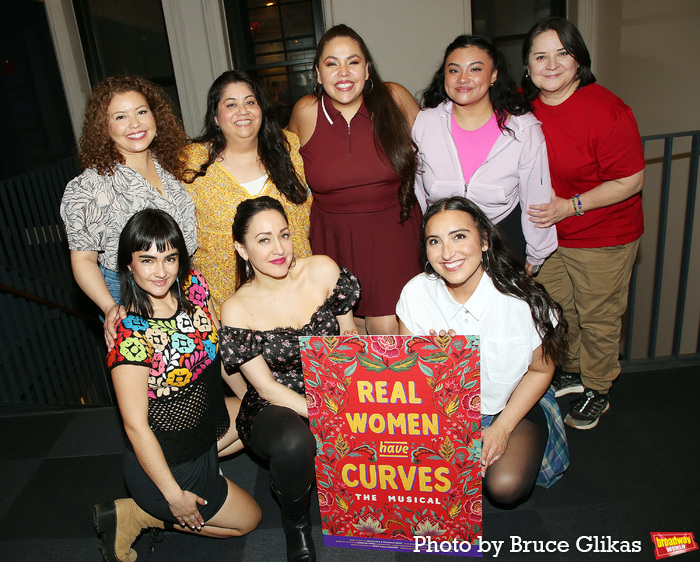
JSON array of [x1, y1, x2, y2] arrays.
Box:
[[565, 389, 610, 430], [552, 368, 584, 397]]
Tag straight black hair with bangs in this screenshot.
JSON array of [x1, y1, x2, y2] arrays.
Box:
[[117, 209, 193, 318]]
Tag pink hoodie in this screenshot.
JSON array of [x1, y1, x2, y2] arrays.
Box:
[[412, 101, 557, 265]]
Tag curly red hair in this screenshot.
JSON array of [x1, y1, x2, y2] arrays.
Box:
[[78, 76, 187, 178]]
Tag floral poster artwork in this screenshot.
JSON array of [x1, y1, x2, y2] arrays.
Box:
[[300, 335, 481, 556]]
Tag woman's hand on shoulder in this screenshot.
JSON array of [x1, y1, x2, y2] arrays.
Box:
[[287, 95, 318, 145], [104, 304, 127, 350], [387, 82, 420, 128]]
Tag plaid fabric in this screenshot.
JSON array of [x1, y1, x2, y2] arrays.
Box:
[[482, 386, 570, 489]]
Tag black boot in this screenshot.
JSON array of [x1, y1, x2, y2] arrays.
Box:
[[271, 481, 316, 562]]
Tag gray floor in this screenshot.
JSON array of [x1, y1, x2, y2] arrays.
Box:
[[1, 366, 699, 561]]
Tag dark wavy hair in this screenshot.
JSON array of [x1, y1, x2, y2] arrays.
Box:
[[521, 17, 597, 101], [314, 25, 418, 222], [232, 196, 289, 289], [183, 70, 307, 205], [421, 34, 531, 134], [420, 197, 567, 364], [117, 209, 194, 318], [78, 76, 187, 177]]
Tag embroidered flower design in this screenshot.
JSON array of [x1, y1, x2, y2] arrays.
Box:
[[317, 489, 334, 514], [171, 332, 196, 354], [150, 352, 166, 378], [150, 375, 177, 397], [203, 338, 216, 360], [188, 283, 207, 307], [192, 308, 212, 333], [176, 313, 195, 334], [306, 388, 322, 417], [352, 515, 386, 535], [119, 337, 148, 363], [369, 336, 401, 360], [167, 368, 192, 387], [465, 496, 482, 523], [122, 316, 149, 331], [462, 389, 480, 413], [145, 327, 169, 352], [413, 518, 446, 537]]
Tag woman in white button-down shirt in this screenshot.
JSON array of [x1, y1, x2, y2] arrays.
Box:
[[397, 196, 569, 506]]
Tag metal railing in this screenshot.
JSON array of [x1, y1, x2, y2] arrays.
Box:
[[622, 130, 700, 370], [0, 159, 111, 408]]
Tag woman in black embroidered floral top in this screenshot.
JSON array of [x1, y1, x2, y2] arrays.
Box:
[[219, 196, 360, 561], [94, 209, 260, 562]]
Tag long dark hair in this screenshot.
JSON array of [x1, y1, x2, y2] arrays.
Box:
[[420, 197, 567, 364], [117, 209, 194, 318], [521, 17, 597, 101], [421, 34, 531, 134], [232, 196, 289, 289], [314, 25, 418, 222], [183, 70, 307, 205]]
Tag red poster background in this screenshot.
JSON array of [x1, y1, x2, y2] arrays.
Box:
[[300, 335, 482, 554]]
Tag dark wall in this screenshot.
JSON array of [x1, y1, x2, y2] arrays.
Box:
[[0, 0, 76, 180]]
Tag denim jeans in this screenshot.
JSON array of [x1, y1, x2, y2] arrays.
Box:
[[99, 264, 122, 306]]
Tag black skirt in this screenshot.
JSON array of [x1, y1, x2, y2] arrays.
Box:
[[123, 443, 228, 523]]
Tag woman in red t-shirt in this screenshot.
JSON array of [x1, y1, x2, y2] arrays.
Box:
[[521, 17, 645, 431]]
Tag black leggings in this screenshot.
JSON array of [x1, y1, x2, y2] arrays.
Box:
[[483, 402, 548, 507], [496, 202, 527, 266], [248, 405, 316, 499]]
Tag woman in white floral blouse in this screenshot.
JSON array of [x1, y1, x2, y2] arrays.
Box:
[[60, 76, 197, 347]]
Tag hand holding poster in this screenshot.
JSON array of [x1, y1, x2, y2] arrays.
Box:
[[300, 334, 482, 555]]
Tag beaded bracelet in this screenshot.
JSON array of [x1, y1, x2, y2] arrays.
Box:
[[572, 193, 584, 216]]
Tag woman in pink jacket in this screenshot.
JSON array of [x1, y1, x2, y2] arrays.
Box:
[[413, 35, 557, 274]]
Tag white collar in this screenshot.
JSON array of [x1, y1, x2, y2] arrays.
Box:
[[429, 272, 495, 322]]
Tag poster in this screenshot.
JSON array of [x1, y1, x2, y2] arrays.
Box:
[[300, 335, 482, 556]]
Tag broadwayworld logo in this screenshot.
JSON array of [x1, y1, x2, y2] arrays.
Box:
[[650, 532, 698, 560]]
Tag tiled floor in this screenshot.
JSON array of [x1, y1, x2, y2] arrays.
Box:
[[1, 366, 699, 561]]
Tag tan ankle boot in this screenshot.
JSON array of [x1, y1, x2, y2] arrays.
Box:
[[94, 498, 165, 562]]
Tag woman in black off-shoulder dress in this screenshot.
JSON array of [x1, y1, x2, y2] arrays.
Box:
[[218, 196, 360, 562]]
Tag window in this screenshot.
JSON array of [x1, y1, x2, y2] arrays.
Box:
[[0, 0, 75, 179], [224, 0, 324, 126], [471, 0, 566, 82], [71, 0, 180, 111]]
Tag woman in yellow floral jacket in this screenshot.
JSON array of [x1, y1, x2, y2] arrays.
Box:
[[182, 71, 312, 314]]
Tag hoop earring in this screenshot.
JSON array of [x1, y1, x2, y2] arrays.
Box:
[[313, 83, 324, 97], [423, 261, 432, 275], [363, 79, 374, 94], [289, 254, 297, 270]]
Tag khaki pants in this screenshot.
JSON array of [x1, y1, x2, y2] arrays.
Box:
[[537, 239, 639, 393]]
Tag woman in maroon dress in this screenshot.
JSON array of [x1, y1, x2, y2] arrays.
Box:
[[287, 24, 421, 335]]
